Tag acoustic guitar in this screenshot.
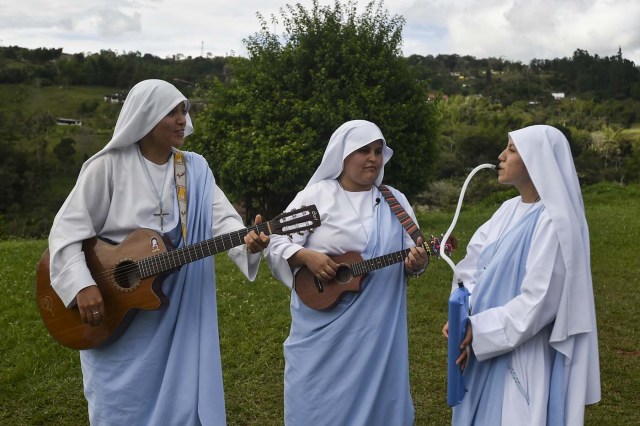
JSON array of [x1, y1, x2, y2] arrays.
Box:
[[294, 235, 457, 311], [36, 205, 321, 350]]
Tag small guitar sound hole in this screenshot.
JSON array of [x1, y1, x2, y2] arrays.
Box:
[[113, 260, 141, 291], [335, 265, 353, 284]]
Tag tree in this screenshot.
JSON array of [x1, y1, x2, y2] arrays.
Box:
[[53, 138, 77, 171], [0, 138, 52, 236], [191, 0, 439, 220], [590, 126, 624, 169]]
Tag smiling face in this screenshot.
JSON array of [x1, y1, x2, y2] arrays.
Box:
[[339, 140, 384, 191], [497, 137, 534, 191]]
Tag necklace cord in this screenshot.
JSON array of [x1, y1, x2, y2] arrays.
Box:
[[138, 146, 172, 229]]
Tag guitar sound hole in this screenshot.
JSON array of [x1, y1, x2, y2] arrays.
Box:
[[335, 265, 353, 284], [113, 260, 141, 291]]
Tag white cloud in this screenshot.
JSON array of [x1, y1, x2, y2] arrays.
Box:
[[0, 0, 638, 63], [95, 10, 142, 37]]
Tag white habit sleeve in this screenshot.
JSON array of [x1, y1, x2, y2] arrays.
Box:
[[470, 212, 566, 361]]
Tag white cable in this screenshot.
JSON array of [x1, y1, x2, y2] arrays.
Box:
[[440, 164, 497, 278]]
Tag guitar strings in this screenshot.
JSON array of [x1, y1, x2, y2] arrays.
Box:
[[89, 223, 269, 282], [353, 240, 431, 277], [87, 211, 315, 282]]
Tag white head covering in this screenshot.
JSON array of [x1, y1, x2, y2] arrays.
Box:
[[509, 125, 600, 403], [306, 120, 393, 188], [80, 79, 194, 175]]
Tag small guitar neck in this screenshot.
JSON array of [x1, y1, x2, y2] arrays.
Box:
[[349, 242, 430, 278]]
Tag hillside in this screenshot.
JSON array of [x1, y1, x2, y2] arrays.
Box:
[[1, 46, 640, 237]]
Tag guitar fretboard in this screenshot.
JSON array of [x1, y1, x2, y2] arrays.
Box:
[[137, 223, 269, 278], [349, 242, 430, 277]]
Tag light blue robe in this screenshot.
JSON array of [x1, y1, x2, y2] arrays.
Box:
[[453, 205, 565, 425], [80, 152, 225, 425]]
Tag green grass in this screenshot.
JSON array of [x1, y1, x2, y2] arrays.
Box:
[[0, 84, 113, 117], [1, 182, 639, 425]]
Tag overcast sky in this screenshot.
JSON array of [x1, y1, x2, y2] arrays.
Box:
[[2, 0, 639, 64]]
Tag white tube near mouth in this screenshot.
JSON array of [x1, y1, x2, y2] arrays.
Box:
[[440, 164, 497, 277]]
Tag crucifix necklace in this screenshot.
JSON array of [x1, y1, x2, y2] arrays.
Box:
[[137, 146, 172, 231]]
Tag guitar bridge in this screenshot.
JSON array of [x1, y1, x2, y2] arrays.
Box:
[[314, 277, 324, 293]]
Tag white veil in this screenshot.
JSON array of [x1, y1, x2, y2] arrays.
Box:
[[306, 120, 393, 188], [510, 124, 601, 404], [80, 79, 194, 175]]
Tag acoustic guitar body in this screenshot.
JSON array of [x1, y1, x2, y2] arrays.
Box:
[[294, 235, 455, 311], [294, 251, 367, 311], [36, 229, 172, 350]]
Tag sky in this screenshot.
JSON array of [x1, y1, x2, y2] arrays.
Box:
[[2, 0, 640, 65]]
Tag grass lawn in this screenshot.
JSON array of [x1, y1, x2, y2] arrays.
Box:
[[1, 182, 638, 425], [0, 84, 113, 118]]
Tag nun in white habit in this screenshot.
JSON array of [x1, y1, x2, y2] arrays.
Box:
[[48, 79, 269, 425], [265, 120, 428, 426], [445, 125, 601, 425]]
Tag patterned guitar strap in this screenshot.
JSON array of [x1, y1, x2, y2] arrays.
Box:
[[173, 149, 188, 244], [378, 184, 426, 248]]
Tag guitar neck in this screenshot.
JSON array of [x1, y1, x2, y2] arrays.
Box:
[[349, 242, 429, 277], [138, 222, 270, 278]]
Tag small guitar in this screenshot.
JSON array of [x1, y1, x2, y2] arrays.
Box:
[[36, 205, 321, 350], [294, 235, 457, 311]]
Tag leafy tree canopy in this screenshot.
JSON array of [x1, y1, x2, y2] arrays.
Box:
[[190, 0, 440, 219]]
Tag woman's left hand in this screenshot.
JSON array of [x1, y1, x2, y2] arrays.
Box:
[[404, 236, 429, 275], [244, 214, 270, 254]]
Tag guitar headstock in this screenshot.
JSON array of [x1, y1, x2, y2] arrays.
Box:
[[269, 205, 321, 236], [428, 234, 458, 258]]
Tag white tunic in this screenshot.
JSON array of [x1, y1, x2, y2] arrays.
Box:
[[49, 144, 260, 307], [266, 182, 401, 287]]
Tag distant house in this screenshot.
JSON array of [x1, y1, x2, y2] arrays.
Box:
[[56, 117, 83, 126], [104, 93, 127, 103], [551, 92, 565, 100], [427, 93, 449, 102]]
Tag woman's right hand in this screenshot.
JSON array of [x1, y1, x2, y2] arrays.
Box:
[[443, 320, 473, 371], [76, 285, 104, 326], [291, 248, 339, 282], [456, 324, 473, 371]]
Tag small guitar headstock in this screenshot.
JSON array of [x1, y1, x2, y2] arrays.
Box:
[[429, 234, 458, 258], [269, 205, 321, 237]]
